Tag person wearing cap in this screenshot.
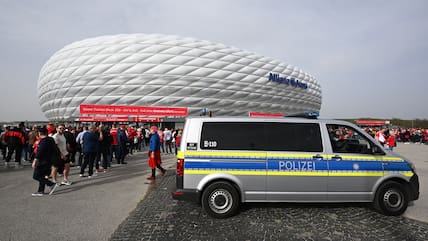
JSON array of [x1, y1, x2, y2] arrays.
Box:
[[31, 127, 59, 196], [147, 126, 166, 180]]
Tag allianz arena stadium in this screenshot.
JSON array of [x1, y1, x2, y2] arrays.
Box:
[[37, 34, 322, 121]]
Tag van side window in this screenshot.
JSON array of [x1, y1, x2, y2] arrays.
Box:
[[327, 124, 375, 154], [200, 122, 265, 150], [266, 123, 323, 152]]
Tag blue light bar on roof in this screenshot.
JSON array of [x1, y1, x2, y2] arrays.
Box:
[[304, 111, 320, 118], [287, 111, 319, 119]]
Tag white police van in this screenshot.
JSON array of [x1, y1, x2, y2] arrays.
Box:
[[172, 116, 419, 218]]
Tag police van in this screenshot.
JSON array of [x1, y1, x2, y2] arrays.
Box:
[[172, 116, 419, 218]]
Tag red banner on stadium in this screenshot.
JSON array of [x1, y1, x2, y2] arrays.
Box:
[[78, 116, 130, 122], [249, 112, 284, 118], [78, 116, 163, 122], [80, 104, 188, 117], [355, 120, 389, 126]]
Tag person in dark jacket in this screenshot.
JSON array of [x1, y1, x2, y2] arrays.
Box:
[[64, 126, 77, 165], [95, 125, 112, 173], [117, 125, 128, 164], [31, 127, 58, 196], [80, 125, 100, 178], [0, 127, 6, 160], [3, 126, 25, 167]]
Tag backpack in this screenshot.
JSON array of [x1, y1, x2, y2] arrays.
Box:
[[50, 138, 62, 165]]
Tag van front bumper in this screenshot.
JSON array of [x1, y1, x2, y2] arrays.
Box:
[[172, 188, 200, 203], [408, 174, 419, 201]]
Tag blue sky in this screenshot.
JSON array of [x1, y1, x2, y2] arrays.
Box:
[[0, 0, 427, 121]]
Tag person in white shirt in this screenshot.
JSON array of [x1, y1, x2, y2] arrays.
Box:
[[375, 129, 386, 147], [75, 126, 88, 167], [52, 124, 72, 185], [163, 128, 172, 154]]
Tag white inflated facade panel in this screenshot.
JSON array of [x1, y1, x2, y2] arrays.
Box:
[[38, 34, 322, 121]]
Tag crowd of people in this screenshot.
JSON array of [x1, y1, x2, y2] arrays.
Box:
[[0, 122, 183, 196], [327, 125, 428, 152], [2, 120, 425, 196], [363, 127, 428, 150]]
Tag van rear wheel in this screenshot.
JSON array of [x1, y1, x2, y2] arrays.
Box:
[[374, 181, 408, 216], [202, 181, 240, 218]]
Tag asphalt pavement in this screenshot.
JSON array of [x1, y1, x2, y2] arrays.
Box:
[[0, 143, 427, 241], [111, 170, 428, 241], [395, 143, 428, 223], [110, 143, 428, 241], [0, 149, 177, 241]]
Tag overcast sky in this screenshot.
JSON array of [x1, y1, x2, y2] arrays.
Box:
[[0, 0, 427, 121]]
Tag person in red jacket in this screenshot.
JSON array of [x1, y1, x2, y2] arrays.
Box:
[[33, 136, 41, 156], [110, 124, 119, 164], [174, 129, 182, 155], [158, 129, 165, 153], [3, 126, 25, 167], [386, 132, 396, 151]]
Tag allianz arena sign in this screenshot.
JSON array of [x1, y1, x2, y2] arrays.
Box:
[[268, 73, 308, 89], [37, 34, 322, 121]]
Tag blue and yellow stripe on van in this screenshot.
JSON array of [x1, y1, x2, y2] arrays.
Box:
[[178, 151, 414, 177], [179, 151, 405, 161]]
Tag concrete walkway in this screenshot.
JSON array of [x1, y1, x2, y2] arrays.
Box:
[[0, 150, 177, 241]]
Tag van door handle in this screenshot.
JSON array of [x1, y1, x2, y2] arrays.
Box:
[[332, 155, 342, 161], [312, 154, 323, 160]]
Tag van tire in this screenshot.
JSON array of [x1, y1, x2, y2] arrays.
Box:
[[374, 181, 408, 216], [202, 181, 240, 218]]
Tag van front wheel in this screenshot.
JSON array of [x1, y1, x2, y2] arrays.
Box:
[[202, 181, 240, 218], [374, 181, 408, 216]]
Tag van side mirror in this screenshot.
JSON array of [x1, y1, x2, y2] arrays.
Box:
[[372, 145, 385, 155]]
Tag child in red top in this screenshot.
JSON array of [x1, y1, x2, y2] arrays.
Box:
[[157, 130, 165, 153], [387, 134, 396, 151]]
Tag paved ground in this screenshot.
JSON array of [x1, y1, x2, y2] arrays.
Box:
[[111, 143, 428, 241], [395, 143, 428, 222], [1, 143, 427, 241], [110, 171, 428, 241], [0, 149, 177, 241]]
